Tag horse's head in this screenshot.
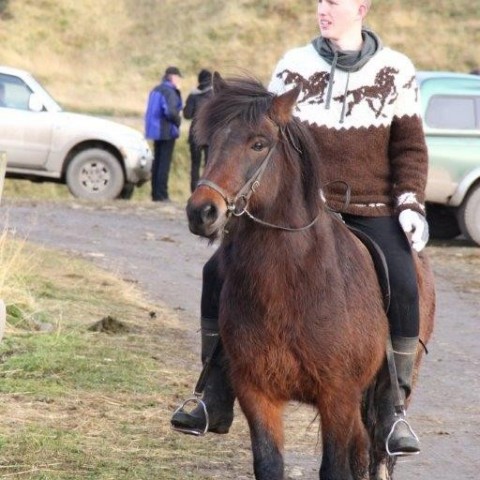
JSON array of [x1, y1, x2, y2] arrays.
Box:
[[186, 72, 303, 240]]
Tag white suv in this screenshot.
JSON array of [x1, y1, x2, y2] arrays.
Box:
[[0, 66, 152, 200]]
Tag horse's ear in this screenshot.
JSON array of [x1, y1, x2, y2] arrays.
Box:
[[212, 72, 227, 94], [270, 84, 302, 126]]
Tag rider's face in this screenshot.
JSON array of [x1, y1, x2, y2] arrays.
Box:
[[317, 0, 367, 44]]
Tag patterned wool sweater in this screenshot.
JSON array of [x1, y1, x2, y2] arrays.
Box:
[[268, 41, 428, 217]]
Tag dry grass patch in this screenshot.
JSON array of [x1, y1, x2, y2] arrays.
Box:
[[0, 230, 333, 478]]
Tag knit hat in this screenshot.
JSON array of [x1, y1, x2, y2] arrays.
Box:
[[165, 66, 183, 77], [198, 69, 212, 85]]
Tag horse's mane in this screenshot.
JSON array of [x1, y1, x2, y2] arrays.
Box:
[[195, 76, 324, 209], [194, 76, 275, 145]]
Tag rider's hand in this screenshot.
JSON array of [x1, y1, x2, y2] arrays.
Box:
[[398, 209, 429, 252]]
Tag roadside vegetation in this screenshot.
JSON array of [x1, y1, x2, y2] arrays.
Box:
[[0, 232, 247, 479], [0, 229, 327, 478]]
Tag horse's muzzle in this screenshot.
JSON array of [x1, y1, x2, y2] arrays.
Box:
[[186, 196, 227, 239]]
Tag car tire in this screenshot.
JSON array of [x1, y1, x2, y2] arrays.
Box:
[[426, 204, 461, 240], [457, 185, 480, 246], [66, 148, 125, 200]]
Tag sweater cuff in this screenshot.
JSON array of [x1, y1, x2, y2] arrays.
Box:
[[395, 192, 426, 216]]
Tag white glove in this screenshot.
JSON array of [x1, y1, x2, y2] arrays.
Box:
[[398, 209, 429, 252]]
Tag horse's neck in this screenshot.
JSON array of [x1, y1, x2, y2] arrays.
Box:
[[230, 204, 332, 271], [229, 147, 330, 268]]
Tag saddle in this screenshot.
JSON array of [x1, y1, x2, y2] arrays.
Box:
[[347, 225, 391, 313]]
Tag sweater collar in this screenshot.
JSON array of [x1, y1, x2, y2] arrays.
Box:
[[311, 28, 382, 72]]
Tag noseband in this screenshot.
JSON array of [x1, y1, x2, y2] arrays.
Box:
[[196, 138, 320, 233], [197, 142, 276, 218]]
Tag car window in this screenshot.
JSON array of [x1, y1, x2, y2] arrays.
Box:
[[425, 95, 477, 130], [0, 73, 34, 110]]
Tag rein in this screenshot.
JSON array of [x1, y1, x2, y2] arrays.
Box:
[[197, 137, 321, 233]]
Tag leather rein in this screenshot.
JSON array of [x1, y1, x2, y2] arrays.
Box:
[[196, 136, 320, 233]]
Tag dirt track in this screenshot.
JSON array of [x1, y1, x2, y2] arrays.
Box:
[[2, 198, 479, 479]]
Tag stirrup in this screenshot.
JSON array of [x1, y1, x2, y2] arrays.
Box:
[[385, 413, 420, 457], [171, 395, 209, 436]]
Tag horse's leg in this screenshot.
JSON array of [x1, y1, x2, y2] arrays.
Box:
[[319, 394, 369, 480], [349, 411, 371, 480], [365, 369, 397, 480], [237, 389, 285, 480]]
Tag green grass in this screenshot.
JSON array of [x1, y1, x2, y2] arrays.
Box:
[[0, 231, 322, 478], [0, 235, 257, 479]]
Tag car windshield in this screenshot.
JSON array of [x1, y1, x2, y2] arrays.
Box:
[[30, 74, 63, 111]]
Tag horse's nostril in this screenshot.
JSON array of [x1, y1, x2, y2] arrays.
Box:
[[201, 203, 218, 224]]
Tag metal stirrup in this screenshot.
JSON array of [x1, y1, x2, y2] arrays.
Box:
[[171, 395, 210, 436], [170, 331, 221, 436], [385, 414, 420, 457]]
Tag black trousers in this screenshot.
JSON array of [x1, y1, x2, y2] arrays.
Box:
[[189, 141, 209, 193], [152, 139, 176, 200], [201, 215, 420, 338], [342, 215, 419, 338]]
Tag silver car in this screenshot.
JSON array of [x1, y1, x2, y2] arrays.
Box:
[[0, 66, 152, 200]]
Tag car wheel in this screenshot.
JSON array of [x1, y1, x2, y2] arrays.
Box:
[[457, 185, 480, 246], [66, 148, 124, 200], [426, 204, 461, 240]]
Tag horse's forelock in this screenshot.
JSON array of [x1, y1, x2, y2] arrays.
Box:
[[194, 77, 274, 145]]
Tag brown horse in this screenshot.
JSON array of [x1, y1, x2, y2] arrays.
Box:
[[186, 74, 435, 480]]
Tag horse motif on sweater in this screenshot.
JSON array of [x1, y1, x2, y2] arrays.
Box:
[[275, 69, 330, 106], [334, 66, 399, 118]]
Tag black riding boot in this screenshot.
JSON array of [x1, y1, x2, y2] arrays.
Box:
[[378, 336, 420, 456], [170, 317, 235, 435]]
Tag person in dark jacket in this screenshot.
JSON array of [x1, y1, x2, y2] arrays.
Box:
[[145, 66, 183, 201], [184, 69, 213, 192]]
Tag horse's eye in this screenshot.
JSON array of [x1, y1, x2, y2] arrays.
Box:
[[252, 142, 265, 152]]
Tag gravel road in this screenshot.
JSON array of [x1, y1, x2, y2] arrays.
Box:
[[2, 198, 479, 479]]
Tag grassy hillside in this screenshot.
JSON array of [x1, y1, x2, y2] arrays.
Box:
[[0, 0, 478, 202], [0, 0, 478, 115]]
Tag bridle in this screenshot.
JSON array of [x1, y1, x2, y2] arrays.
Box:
[[196, 135, 321, 233]]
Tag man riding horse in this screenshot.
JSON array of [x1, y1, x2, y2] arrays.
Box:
[[172, 0, 430, 459]]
